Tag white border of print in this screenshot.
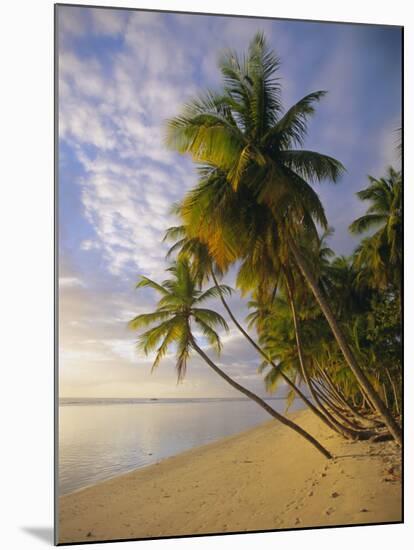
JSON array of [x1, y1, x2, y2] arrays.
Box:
[[1, 1, 411, 549]]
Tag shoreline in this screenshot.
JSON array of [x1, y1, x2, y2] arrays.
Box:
[[61, 411, 294, 498], [58, 409, 401, 544]]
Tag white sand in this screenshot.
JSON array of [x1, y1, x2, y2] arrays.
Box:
[[58, 409, 401, 544]]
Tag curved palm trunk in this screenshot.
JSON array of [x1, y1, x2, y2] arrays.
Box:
[[210, 270, 340, 435], [284, 271, 376, 441], [315, 364, 364, 419], [312, 376, 357, 418], [312, 378, 350, 415], [287, 235, 402, 445], [317, 365, 381, 427], [191, 338, 332, 459], [382, 382, 389, 408], [313, 371, 354, 414], [385, 368, 401, 416], [311, 380, 369, 431]]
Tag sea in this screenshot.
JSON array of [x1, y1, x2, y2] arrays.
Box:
[[58, 397, 304, 495]]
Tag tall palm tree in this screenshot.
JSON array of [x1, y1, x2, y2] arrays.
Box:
[[164, 225, 356, 437], [165, 32, 401, 444], [129, 259, 332, 459], [282, 267, 376, 438], [350, 167, 402, 292]]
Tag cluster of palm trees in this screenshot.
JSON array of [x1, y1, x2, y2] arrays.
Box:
[[129, 33, 402, 459]]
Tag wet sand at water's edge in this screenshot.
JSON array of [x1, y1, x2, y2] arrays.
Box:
[[58, 409, 402, 543]]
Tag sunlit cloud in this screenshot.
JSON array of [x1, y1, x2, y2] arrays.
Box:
[[57, 6, 401, 398]]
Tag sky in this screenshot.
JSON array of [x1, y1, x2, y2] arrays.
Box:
[[57, 5, 402, 399]]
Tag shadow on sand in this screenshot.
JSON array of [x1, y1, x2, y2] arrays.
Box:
[[336, 452, 398, 459]]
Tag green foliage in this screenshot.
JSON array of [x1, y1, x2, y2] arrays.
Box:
[[166, 33, 344, 276], [350, 167, 402, 291], [129, 259, 230, 382], [156, 32, 402, 419]]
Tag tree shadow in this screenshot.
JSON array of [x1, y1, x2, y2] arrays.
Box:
[[21, 527, 54, 545], [335, 452, 398, 459]]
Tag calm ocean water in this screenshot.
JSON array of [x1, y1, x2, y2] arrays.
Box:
[[58, 397, 303, 495]]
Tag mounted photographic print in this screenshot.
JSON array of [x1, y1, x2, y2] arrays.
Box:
[[55, 3, 403, 545]]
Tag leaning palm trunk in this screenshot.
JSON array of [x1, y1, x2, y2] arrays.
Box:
[[210, 270, 341, 436], [382, 382, 389, 409], [312, 378, 361, 428], [313, 372, 353, 414], [315, 366, 357, 413], [190, 338, 332, 459], [284, 271, 376, 441], [287, 235, 402, 445], [385, 368, 401, 416], [311, 380, 368, 431], [315, 363, 382, 427]]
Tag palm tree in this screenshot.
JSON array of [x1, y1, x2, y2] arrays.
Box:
[[164, 224, 357, 438], [165, 32, 401, 444], [129, 259, 332, 459], [283, 267, 377, 438], [350, 167, 402, 293]]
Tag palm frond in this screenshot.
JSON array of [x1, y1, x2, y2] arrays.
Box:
[[151, 322, 181, 372], [175, 325, 191, 382], [195, 284, 232, 303], [248, 31, 282, 134], [163, 225, 187, 243], [129, 310, 172, 330], [192, 315, 223, 354], [136, 276, 170, 296], [264, 91, 327, 148], [349, 213, 387, 235], [192, 307, 229, 332], [280, 150, 345, 183], [137, 318, 178, 355]]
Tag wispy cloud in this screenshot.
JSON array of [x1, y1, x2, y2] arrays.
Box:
[[58, 7, 401, 397], [59, 276, 85, 288]]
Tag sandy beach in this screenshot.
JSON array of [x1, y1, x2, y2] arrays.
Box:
[[58, 409, 402, 544]]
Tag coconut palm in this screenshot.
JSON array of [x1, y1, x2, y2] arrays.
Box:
[[350, 167, 402, 293], [164, 224, 356, 437], [165, 32, 401, 444], [129, 258, 332, 459], [246, 254, 378, 438]]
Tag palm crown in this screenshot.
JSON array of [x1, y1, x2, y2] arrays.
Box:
[[129, 260, 231, 381], [163, 32, 401, 444], [130, 260, 334, 459], [350, 167, 402, 289], [166, 31, 345, 268]]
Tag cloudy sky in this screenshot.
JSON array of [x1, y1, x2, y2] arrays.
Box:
[[58, 5, 401, 399]]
